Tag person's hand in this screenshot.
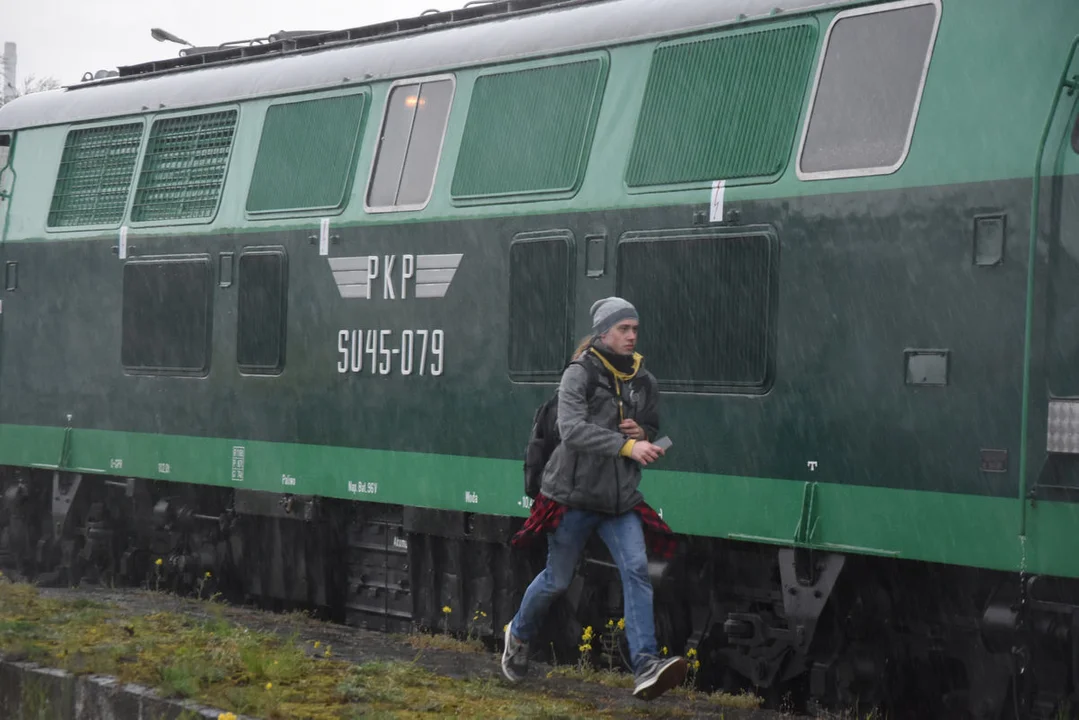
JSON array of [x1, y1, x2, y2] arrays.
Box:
[[619, 419, 646, 441], [630, 441, 665, 466]]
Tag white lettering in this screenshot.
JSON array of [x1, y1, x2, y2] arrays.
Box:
[[431, 330, 444, 376], [348, 480, 379, 495], [383, 255, 396, 300], [337, 330, 349, 373], [109, 458, 123, 470], [282, 474, 296, 487], [350, 330, 363, 372], [158, 463, 171, 474], [401, 255, 415, 299], [336, 328, 446, 377], [379, 329, 392, 375], [231, 446, 245, 483], [807, 461, 818, 471], [401, 331, 414, 375], [366, 330, 377, 374], [465, 491, 478, 504], [366, 256, 379, 300], [393, 536, 408, 550], [417, 330, 428, 376]]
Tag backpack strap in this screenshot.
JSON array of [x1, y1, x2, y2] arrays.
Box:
[[565, 354, 602, 402]]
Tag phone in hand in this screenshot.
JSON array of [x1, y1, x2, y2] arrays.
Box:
[[654, 436, 673, 451]]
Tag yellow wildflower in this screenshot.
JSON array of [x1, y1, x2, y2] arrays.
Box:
[[314, 641, 320, 649], [581, 626, 593, 641], [155, 558, 163, 567], [323, 647, 332, 658], [686, 648, 697, 659], [205, 571, 211, 578], [692, 660, 701, 671], [265, 682, 273, 690], [218, 714, 237, 720], [606, 619, 614, 628], [442, 606, 452, 614], [617, 618, 625, 631], [661, 646, 668, 656]]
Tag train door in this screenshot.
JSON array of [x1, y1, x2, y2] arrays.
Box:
[[1034, 40, 1079, 503]]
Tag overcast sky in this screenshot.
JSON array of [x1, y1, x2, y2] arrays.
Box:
[[5, 0, 446, 86]]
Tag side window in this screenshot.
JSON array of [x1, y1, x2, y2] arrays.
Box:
[[508, 231, 573, 379], [237, 249, 288, 375], [247, 94, 366, 215], [132, 110, 238, 222], [48, 123, 143, 228], [617, 229, 777, 394], [798, 0, 940, 179], [366, 77, 455, 212], [122, 255, 213, 375]]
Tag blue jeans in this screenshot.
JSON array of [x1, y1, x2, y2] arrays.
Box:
[[509, 508, 658, 675]]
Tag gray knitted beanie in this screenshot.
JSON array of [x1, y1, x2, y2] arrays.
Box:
[[590, 297, 638, 336]]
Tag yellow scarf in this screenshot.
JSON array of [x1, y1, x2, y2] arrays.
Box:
[[589, 348, 642, 422]]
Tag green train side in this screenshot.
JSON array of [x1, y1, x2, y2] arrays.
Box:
[[2, 0, 1079, 715]]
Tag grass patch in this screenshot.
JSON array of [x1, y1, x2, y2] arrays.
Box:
[[545, 664, 634, 689], [0, 581, 656, 718], [337, 660, 602, 718], [707, 690, 765, 709]]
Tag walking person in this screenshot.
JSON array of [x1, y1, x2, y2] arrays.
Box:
[[502, 297, 687, 701]]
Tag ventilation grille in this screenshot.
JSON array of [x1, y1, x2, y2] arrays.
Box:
[[452, 59, 606, 200], [617, 230, 776, 391], [48, 123, 142, 227], [508, 232, 573, 377], [237, 250, 287, 373], [132, 111, 237, 222], [122, 256, 213, 374], [248, 95, 365, 213], [626, 24, 817, 187]]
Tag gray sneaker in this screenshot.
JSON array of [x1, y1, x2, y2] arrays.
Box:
[[632, 654, 687, 701], [501, 624, 529, 682]]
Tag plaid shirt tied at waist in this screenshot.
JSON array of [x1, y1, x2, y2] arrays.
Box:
[[510, 493, 677, 560]]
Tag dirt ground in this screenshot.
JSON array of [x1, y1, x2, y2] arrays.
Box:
[[26, 584, 802, 720]]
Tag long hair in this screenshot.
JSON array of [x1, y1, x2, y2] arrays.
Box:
[[571, 335, 595, 361]]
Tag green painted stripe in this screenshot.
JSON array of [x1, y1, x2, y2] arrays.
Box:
[[3, 423, 1074, 580]]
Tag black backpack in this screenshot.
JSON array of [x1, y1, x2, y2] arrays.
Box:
[[523, 358, 601, 499]]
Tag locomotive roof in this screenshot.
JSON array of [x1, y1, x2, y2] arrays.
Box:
[[0, 0, 842, 131]]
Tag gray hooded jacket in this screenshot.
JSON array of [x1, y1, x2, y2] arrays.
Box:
[[539, 350, 660, 515]]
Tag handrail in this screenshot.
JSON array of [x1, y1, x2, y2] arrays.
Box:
[[1019, 34, 1079, 536]]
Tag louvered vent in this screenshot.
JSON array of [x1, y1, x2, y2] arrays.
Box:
[[626, 24, 817, 187], [248, 95, 365, 213], [237, 250, 288, 374], [122, 256, 213, 374], [617, 230, 777, 392], [508, 232, 573, 377], [452, 59, 606, 200]]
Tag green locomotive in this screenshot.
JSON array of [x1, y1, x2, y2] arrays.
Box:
[[2, 0, 1078, 715]]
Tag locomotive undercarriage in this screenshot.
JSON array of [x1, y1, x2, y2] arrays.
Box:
[[1, 465, 1077, 718]]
